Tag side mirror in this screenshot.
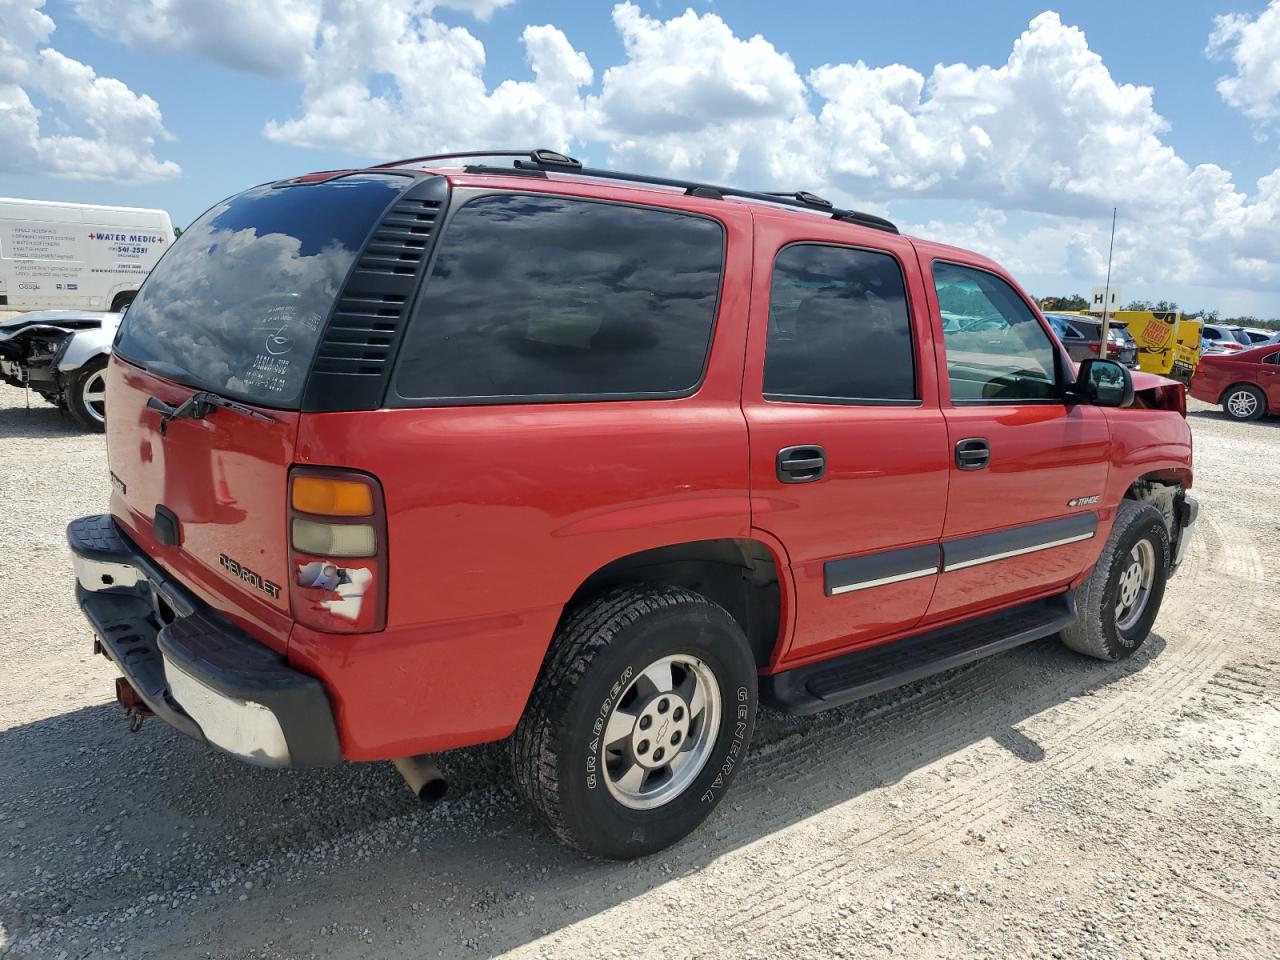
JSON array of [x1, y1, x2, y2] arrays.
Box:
[[1073, 358, 1133, 407]]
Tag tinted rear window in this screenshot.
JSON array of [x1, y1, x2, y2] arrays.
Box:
[[763, 243, 916, 402], [392, 194, 724, 403], [114, 175, 406, 406]]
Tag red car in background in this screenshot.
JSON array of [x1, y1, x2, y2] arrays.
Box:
[[1190, 344, 1280, 421]]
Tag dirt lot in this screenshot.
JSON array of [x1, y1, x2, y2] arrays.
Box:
[[0, 380, 1277, 960]]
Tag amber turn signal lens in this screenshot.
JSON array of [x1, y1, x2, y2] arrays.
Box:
[[291, 476, 374, 517]]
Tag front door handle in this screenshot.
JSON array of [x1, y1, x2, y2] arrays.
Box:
[[955, 437, 990, 470], [777, 445, 827, 483]]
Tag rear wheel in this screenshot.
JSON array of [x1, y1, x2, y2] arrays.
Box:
[[1060, 500, 1170, 661], [1222, 384, 1265, 421], [66, 357, 108, 431], [512, 585, 757, 859], [109, 292, 135, 313]]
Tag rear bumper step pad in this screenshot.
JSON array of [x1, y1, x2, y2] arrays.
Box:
[[67, 514, 341, 767]]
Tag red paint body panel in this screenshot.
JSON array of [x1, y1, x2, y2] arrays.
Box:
[[98, 166, 1196, 763], [279, 195, 755, 759], [910, 245, 1112, 622], [106, 358, 298, 651], [741, 210, 949, 663], [1190, 347, 1280, 413]]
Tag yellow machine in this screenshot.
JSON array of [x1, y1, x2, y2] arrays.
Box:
[[1109, 311, 1202, 382], [1052, 310, 1202, 382]]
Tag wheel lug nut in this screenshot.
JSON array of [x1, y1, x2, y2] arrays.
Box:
[[653, 747, 665, 762], [673, 707, 684, 721], [657, 699, 669, 713], [671, 731, 682, 745], [638, 716, 651, 730], [637, 739, 649, 755]]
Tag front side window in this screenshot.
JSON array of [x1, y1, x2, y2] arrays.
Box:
[[393, 194, 724, 402], [933, 261, 1059, 402], [763, 244, 916, 402]]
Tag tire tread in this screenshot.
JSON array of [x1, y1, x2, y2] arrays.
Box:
[[1061, 500, 1169, 660], [511, 584, 721, 852]]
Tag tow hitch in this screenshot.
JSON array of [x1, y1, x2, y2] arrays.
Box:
[[115, 677, 153, 732]]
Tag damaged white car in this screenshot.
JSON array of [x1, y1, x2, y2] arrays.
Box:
[[0, 309, 122, 430]]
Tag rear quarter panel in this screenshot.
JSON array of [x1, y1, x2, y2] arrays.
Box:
[[288, 197, 755, 759]]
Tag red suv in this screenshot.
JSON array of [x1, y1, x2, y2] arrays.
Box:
[[69, 150, 1197, 859]]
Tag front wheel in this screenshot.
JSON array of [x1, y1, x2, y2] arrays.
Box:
[[512, 585, 758, 859], [1222, 384, 1266, 422], [65, 357, 108, 431], [1061, 500, 1170, 661]]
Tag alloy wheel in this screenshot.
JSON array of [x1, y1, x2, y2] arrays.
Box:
[[602, 654, 722, 810], [1115, 538, 1156, 633], [81, 369, 107, 424]]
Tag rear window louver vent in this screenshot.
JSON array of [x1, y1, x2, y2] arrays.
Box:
[[302, 176, 448, 412]]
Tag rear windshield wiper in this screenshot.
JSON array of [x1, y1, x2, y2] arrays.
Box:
[[147, 391, 275, 434]]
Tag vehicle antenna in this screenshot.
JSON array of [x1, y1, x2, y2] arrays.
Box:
[[1099, 207, 1117, 355]]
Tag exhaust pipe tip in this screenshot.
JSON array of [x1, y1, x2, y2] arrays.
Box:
[[392, 756, 448, 805]]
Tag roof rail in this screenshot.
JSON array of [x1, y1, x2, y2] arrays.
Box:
[[373, 148, 898, 234]]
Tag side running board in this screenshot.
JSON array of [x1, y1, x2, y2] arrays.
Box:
[[763, 591, 1078, 714]]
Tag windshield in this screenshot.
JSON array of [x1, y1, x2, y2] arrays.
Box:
[[114, 174, 406, 407]]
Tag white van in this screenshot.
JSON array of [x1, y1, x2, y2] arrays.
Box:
[[0, 197, 174, 313]]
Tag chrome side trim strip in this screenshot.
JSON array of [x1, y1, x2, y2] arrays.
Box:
[[828, 566, 939, 596], [943, 531, 1095, 572]]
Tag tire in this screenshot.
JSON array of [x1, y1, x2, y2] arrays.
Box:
[[65, 357, 108, 432], [512, 584, 758, 860], [109, 292, 135, 313], [1222, 384, 1266, 421], [1060, 500, 1170, 661]]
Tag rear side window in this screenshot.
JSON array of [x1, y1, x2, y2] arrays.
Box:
[[763, 244, 916, 403], [114, 175, 406, 406], [933, 261, 1058, 402], [393, 194, 724, 403]]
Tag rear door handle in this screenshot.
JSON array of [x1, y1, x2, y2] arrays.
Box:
[[955, 437, 990, 470], [777, 445, 826, 483]]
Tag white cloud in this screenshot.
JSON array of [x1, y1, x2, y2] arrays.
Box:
[[260, 3, 592, 156], [1208, 0, 1280, 122], [72, 0, 321, 77], [44, 1, 1280, 294], [0, 0, 178, 182], [71, 0, 515, 78], [435, 0, 516, 20]]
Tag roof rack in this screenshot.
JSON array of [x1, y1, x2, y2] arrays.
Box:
[[373, 148, 898, 235]]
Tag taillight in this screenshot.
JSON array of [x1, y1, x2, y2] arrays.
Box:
[[288, 467, 387, 634]]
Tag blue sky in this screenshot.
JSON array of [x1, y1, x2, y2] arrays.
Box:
[[3, 0, 1278, 316]]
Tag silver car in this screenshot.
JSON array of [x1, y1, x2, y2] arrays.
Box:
[[0, 309, 121, 430], [1199, 323, 1252, 355]]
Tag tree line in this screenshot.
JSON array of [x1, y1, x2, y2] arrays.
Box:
[[1035, 294, 1280, 331]]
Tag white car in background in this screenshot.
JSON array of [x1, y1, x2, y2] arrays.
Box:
[[1241, 326, 1278, 345], [0, 309, 122, 430], [1199, 323, 1253, 355]]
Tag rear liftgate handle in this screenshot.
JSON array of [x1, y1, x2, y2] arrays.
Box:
[[955, 437, 990, 471]]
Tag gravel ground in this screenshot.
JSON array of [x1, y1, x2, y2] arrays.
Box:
[[1, 379, 1278, 960]]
